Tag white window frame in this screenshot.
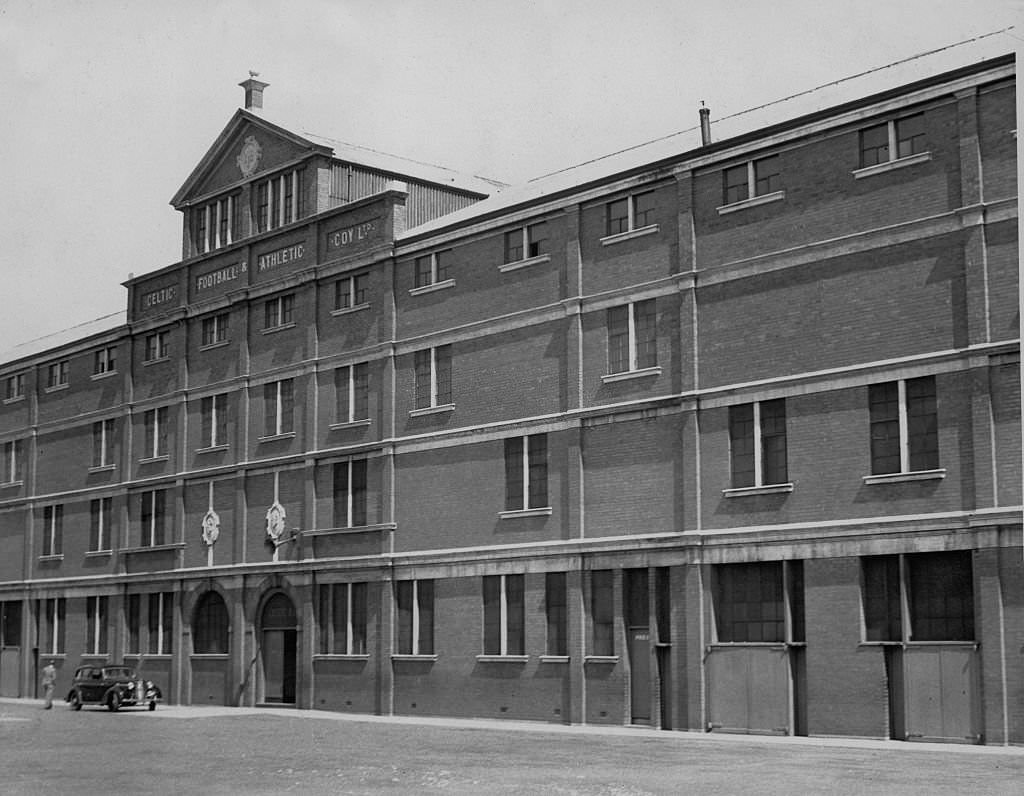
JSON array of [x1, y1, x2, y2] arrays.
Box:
[[42, 504, 62, 557], [334, 364, 370, 427], [723, 400, 794, 497], [411, 346, 453, 415], [92, 419, 115, 469], [480, 574, 525, 659], [321, 582, 366, 656], [201, 313, 229, 348], [718, 156, 785, 214], [143, 407, 168, 459], [264, 379, 293, 437], [46, 361, 69, 389], [90, 497, 113, 553], [86, 595, 108, 656], [406, 580, 427, 656], [264, 294, 295, 331], [864, 378, 945, 484], [150, 592, 171, 655], [257, 170, 300, 231], [2, 439, 22, 484], [93, 346, 117, 376], [333, 272, 370, 313], [145, 332, 168, 362], [602, 299, 661, 382], [410, 251, 455, 294], [141, 491, 165, 547], [853, 117, 931, 179], [500, 221, 551, 272], [202, 393, 228, 448], [44, 597, 64, 655]]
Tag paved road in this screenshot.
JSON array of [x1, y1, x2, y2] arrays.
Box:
[[1, 699, 1021, 795]]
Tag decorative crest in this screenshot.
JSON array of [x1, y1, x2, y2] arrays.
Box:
[[236, 134, 262, 177]]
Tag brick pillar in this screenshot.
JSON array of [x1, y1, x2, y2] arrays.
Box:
[[567, 567, 585, 724], [956, 87, 991, 347], [376, 576, 395, 716]]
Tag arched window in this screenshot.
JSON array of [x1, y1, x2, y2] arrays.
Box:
[[193, 591, 229, 654]]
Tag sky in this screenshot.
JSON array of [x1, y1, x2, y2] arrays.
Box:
[[0, 0, 1019, 354]]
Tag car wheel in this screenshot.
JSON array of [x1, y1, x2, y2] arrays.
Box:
[[70, 692, 82, 711], [149, 700, 156, 711], [107, 692, 120, 712]]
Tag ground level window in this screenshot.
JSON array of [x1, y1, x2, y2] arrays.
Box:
[[318, 582, 367, 655], [545, 572, 567, 656], [483, 574, 524, 656], [396, 580, 434, 655], [714, 562, 785, 643], [193, 591, 230, 654], [908, 551, 974, 641], [591, 570, 614, 655]]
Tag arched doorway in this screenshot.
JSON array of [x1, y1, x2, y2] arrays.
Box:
[[260, 592, 297, 704]]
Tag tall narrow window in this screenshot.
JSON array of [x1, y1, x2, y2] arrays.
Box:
[[545, 572, 568, 656], [2, 439, 24, 483], [263, 379, 295, 437], [334, 272, 369, 310], [92, 419, 116, 468], [42, 504, 63, 557], [42, 597, 66, 654], [591, 570, 614, 656], [862, 555, 902, 642], [869, 376, 938, 475], [482, 574, 525, 656], [503, 434, 548, 512], [318, 582, 367, 655], [89, 497, 113, 553], [126, 594, 141, 654], [147, 592, 173, 654], [728, 399, 788, 489], [143, 407, 169, 459], [335, 363, 369, 424], [201, 394, 228, 448], [192, 591, 229, 654], [413, 346, 452, 410], [139, 490, 167, 547], [333, 460, 368, 528], [85, 596, 108, 656], [606, 299, 657, 375], [396, 580, 434, 655], [253, 170, 303, 232]]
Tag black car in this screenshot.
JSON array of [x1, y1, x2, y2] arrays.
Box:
[[66, 665, 162, 711]]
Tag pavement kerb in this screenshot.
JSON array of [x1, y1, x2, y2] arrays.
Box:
[[3, 697, 1023, 756]]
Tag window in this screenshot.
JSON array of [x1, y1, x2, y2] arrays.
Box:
[[200, 394, 228, 448], [193, 591, 229, 654], [1, 601, 22, 648], [254, 169, 304, 233], [869, 376, 938, 476], [144, 332, 169, 362], [139, 490, 167, 547], [93, 346, 117, 376], [722, 154, 781, 205], [413, 345, 452, 410], [126, 594, 141, 654], [862, 551, 974, 642], [193, 194, 239, 254], [503, 221, 550, 265], [607, 299, 657, 375], [482, 574, 525, 656], [85, 596, 108, 656], [41, 597, 65, 654], [728, 399, 789, 489], [545, 572, 568, 656], [335, 363, 369, 424], [318, 582, 367, 655], [605, 191, 656, 236], [714, 561, 792, 643], [333, 460, 368, 528], [264, 294, 295, 330], [413, 250, 452, 288], [591, 570, 614, 656], [92, 419, 116, 468], [504, 434, 548, 512], [201, 313, 229, 347], [143, 407, 170, 459], [334, 272, 369, 310], [147, 592, 173, 654], [263, 379, 294, 437], [89, 497, 113, 552], [42, 504, 63, 557], [396, 579, 434, 655], [2, 439, 24, 484], [4, 373, 25, 401], [46, 361, 69, 389], [860, 114, 926, 168]]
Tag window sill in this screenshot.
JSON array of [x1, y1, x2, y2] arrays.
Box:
[[499, 253, 551, 273], [88, 464, 116, 473], [313, 653, 370, 661], [261, 323, 297, 335], [138, 455, 170, 464], [499, 507, 553, 520], [143, 357, 170, 366], [306, 523, 396, 537], [409, 403, 455, 418], [539, 655, 570, 664], [722, 483, 795, 498], [44, 384, 69, 393], [852, 151, 932, 179], [409, 279, 455, 296], [717, 190, 785, 215], [189, 653, 230, 660], [258, 432, 296, 442], [38, 554, 64, 562], [330, 303, 370, 317], [85, 550, 113, 558], [121, 542, 185, 554], [2, 396, 25, 405], [0, 479, 24, 488], [79, 653, 109, 659], [599, 224, 659, 246], [196, 445, 229, 454], [583, 655, 619, 663], [90, 370, 118, 381], [862, 469, 946, 485], [601, 366, 662, 384], [199, 341, 230, 352], [476, 654, 529, 663], [391, 654, 438, 662], [329, 419, 372, 430], [126, 654, 172, 660]]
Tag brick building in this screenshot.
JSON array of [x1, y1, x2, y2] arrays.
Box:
[[0, 39, 1020, 744]]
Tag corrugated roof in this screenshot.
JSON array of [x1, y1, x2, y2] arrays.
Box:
[[0, 311, 127, 367], [399, 28, 1016, 240]]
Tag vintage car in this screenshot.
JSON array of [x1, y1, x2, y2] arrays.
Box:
[[66, 665, 162, 711]]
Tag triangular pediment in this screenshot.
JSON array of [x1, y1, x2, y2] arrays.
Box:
[[170, 110, 332, 208]]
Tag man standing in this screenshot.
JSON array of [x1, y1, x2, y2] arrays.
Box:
[[41, 659, 57, 709]]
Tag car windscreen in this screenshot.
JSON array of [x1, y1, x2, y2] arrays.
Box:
[[102, 668, 135, 679]]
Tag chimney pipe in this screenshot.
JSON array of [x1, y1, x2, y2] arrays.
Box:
[[699, 103, 711, 146], [239, 71, 269, 112]]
